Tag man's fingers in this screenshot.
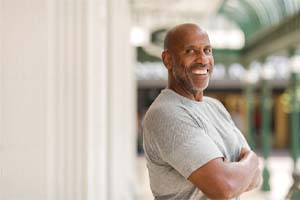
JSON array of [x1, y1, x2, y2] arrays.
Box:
[[239, 148, 250, 161]]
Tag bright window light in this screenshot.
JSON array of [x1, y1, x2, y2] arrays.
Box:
[[130, 26, 149, 46], [207, 29, 245, 49]]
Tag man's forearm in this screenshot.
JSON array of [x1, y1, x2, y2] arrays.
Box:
[[222, 151, 259, 198], [188, 150, 259, 199], [245, 168, 261, 192]]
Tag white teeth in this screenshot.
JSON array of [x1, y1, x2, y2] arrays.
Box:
[[192, 69, 208, 75]]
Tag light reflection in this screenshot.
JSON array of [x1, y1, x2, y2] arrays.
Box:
[[130, 26, 149, 46], [207, 29, 245, 49]]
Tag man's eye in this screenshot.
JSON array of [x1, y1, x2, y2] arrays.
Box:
[[186, 49, 195, 54], [205, 49, 212, 54]]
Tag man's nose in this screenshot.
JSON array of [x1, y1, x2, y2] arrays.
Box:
[[195, 52, 209, 64]]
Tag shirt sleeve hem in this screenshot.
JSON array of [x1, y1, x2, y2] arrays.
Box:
[[183, 153, 224, 179]]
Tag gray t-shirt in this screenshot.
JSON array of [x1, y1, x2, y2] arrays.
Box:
[[142, 89, 249, 200]]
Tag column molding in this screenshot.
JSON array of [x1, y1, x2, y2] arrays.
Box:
[[0, 0, 3, 197], [46, 0, 88, 199], [86, 0, 108, 199], [107, 0, 137, 199]]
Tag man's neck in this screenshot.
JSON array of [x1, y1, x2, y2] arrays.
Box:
[[168, 82, 203, 102]]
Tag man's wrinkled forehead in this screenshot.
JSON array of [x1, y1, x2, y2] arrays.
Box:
[[172, 29, 210, 49], [164, 24, 210, 50]]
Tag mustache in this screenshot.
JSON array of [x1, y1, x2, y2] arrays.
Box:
[[190, 63, 208, 69]]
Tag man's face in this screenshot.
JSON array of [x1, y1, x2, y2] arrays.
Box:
[[168, 28, 214, 93]]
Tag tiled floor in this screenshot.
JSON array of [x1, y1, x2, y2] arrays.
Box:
[[136, 151, 296, 200]]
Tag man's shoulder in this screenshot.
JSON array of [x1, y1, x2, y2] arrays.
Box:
[[142, 95, 194, 130], [204, 96, 231, 120], [203, 96, 225, 110], [146, 89, 184, 113], [203, 96, 221, 104], [144, 97, 183, 122]]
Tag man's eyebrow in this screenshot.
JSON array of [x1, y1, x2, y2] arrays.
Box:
[[184, 45, 197, 49], [184, 45, 212, 49]]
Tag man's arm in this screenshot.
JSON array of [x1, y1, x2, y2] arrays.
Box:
[[239, 148, 261, 192], [245, 167, 261, 192], [188, 148, 259, 199]]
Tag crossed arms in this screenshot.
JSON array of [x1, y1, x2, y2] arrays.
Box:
[[188, 148, 261, 200]]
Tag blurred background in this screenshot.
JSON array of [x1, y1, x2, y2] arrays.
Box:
[[1, 0, 300, 200]]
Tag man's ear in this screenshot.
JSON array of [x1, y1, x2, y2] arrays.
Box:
[[162, 50, 172, 70]]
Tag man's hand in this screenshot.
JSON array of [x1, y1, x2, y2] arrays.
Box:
[[238, 148, 253, 161], [245, 168, 261, 192], [238, 148, 249, 161], [239, 148, 261, 192]]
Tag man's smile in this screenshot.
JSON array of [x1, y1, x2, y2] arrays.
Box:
[[191, 68, 209, 75]]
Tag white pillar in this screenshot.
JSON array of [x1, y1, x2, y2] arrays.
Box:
[[86, 0, 136, 199], [46, 0, 87, 199], [106, 0, 136, 199], [0, 0, 136, 199], [86, 0, 109, 199], [0, 0, 49, 199]]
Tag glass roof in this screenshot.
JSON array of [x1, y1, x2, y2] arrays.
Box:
[[131, 0, 300, 62], [218, 0, 300, 42]]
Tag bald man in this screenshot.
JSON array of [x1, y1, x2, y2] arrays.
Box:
[[142, 23, 261, 200]]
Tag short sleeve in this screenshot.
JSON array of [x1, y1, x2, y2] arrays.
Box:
[[144, 107, 224, 179], [235, 126, 251, 150], [208, 97, 251, 150]]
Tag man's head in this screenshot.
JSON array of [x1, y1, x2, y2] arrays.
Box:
[[162, 23, 214, 100]]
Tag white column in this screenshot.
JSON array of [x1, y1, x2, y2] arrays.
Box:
[[86, 0, 108, 199], [0, 0, 48, 199], [0, 0, 136, 199], [46, 0, 87, 199], [106, 0, 136, 199], [0, 1, 3, 199]]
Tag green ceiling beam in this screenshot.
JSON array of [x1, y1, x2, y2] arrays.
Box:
[[137, 47, 161, 62], [219, 0, 300, 42], [242, 11, 300, 65], [218, 0, 265, 41], [213, 49, 241, 66], [219, 1, 261, 40]]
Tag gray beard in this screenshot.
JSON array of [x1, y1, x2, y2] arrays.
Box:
[[173, 71, 210, 93]]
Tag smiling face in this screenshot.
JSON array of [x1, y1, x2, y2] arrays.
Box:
[[162, 24, 214, 100]]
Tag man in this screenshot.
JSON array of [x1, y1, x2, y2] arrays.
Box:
[[142, 23, 261, 200]]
